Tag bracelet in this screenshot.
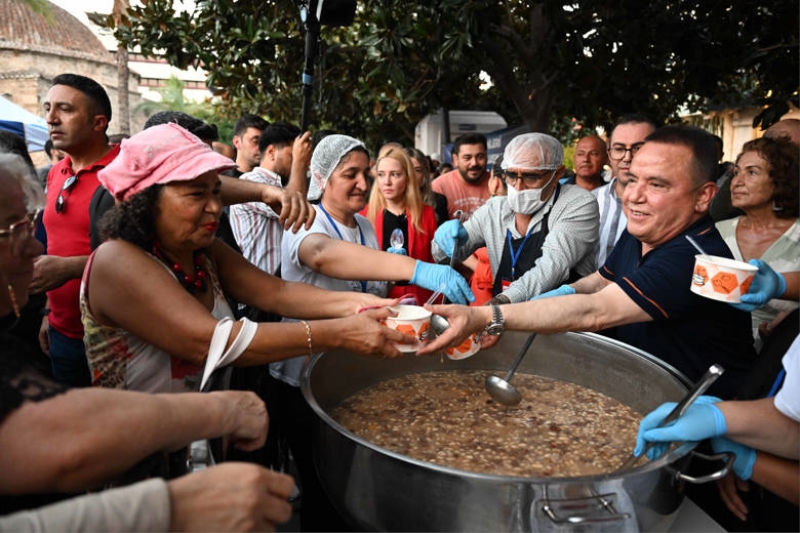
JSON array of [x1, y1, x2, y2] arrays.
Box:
[[301, 320, 313, 358]]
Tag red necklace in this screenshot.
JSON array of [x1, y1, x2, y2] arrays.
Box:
[[152, 243, 208, 294]]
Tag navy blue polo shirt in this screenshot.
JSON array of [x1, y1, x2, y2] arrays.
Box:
[[600, 216, 756, 399]]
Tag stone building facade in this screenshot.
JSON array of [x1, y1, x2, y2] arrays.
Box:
[[0, 0, 145, 150]]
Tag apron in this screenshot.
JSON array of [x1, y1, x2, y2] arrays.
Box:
[[493, 184, 579, 296]]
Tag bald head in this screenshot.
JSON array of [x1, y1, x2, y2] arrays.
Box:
[[573, 135, 608, 190], [765, 119, 800, 145]]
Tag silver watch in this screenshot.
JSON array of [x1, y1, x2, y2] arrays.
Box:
[[484, 303, 505, 336]]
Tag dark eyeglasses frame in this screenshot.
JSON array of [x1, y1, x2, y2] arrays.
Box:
[[0, 209, 41, 256], [607, 143, 645, 161], [503, 169, 555, 188], [55, 175, 78, 214]]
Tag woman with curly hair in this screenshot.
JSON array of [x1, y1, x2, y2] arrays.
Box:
[[716, 136, 799, 347], [81, 123, 411, 396]]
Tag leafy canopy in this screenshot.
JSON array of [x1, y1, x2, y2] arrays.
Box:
[[106, 0, 798, 149]]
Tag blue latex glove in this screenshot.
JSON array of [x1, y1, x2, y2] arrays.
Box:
[[410, 260, 474, 304], [433, 220, 468, 258], [730, 259, 787, 312], [634, 396, 726, 458], [711, 437, 756, 480], [530, 284, 576, 301], [386, 246, 407, 256]]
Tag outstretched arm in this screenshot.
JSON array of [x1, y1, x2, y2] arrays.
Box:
[[418, 282, 649, 355], [0, 389, 268, 493], [219, 175, 314, 233], [718, 398, 800, 460], [86, 240, 410, 367]]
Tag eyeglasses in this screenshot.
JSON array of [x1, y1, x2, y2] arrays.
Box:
[[0, 209, 40, 256], [55, 175, 78, 214], [503, 170, 554, 188], [607, 144, 644, 161]]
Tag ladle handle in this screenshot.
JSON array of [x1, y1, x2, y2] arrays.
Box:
[[619, 364, 725, 471], [659, 364, 725, 425], [442, 211, 466, 305], [503, 333, 537, 382]]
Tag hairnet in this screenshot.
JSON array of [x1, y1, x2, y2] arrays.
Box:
[[310, 134, 367, 191], [501, 133, 563, 171]]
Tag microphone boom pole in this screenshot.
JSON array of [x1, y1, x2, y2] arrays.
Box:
[[300, 20, 319, 132]]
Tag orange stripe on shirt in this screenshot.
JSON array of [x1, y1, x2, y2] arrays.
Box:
[[622, 276, 670, 319], [696, 226, 713, 236]]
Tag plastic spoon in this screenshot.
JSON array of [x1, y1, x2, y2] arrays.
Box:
[[484, 333, 537, 406], [685, 235, 708, 256]]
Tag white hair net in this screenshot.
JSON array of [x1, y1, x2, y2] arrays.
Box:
[[501, 133, 563, 171], [310, 134, 367, 192]]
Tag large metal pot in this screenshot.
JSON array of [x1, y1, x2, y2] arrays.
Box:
[[302, 331, 731, 532]]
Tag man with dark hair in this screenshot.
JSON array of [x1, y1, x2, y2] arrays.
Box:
[[423, 125, 757, 400], [33, 73, 119, 387], [227, 114, 270, 176], [432, 132, 491, 220], [592, 114, 659, 267], [143, 110, 219, 142], [36, 139, 64, 186], [230, 122, 311, 286]]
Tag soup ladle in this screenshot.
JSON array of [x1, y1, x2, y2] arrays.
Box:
[[616, 363, 725, 471], [484, 333, 537, 406]]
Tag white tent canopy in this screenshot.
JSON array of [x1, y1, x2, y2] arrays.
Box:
[[0, 95, 49, 152]]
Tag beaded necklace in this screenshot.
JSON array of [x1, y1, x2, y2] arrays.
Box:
[[152, 243, 208, 294]]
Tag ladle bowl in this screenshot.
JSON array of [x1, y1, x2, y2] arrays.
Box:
[[484, 332, 537, 406]]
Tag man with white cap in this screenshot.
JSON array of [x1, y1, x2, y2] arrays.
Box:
[[431, 132, 599, 304]]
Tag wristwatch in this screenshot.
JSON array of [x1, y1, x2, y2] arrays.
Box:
[[485, 303, 505, 336]]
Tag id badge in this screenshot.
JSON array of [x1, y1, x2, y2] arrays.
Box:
[[501, 278, 512, 291]]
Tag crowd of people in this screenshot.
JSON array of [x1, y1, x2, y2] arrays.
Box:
[[0, 71, 798, 532]]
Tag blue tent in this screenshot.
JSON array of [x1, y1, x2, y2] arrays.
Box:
[[0, 95, 49, 152]]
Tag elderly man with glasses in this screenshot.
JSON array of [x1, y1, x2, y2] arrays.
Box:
[[432, 132, 599, 304], [592, 114, 659, 268]]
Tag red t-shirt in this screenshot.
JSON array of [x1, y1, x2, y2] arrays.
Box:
[[43, 145, 120, 338], [431, 169, 490, 220]]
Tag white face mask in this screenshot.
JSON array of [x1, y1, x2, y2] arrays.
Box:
[[506, 170, 557, 214]]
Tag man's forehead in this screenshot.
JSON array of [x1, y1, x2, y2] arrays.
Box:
[[243, 127, 262, 138], [629, 142, 691, 174], [611, 122, 655, 145], [576, 137, 603, 150], [45, 84, 83, 103], [456, 143, 485, 155]]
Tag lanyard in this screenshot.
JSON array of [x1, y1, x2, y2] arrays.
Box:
[[505, 229, 534, 279], [767, 368, 786, 398], [318, 203, 367, 293], [505, 184, 562, 279]]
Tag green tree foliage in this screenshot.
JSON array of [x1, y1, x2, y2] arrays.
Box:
[[108, 0, 798, 149], [134, 76, 235, 142]]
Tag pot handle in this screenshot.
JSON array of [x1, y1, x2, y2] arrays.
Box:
[[541, 490, 631, 525], [674, 450, 735, 484]]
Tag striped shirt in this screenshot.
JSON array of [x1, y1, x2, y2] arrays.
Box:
[[230, 167, 283, 275], [592, 178, 627, 269]]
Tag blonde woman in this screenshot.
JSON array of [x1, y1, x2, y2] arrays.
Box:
[[363, 148, 438, 303], [406, 147, 448, 225]]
